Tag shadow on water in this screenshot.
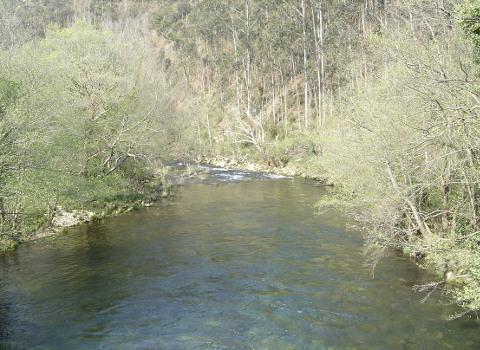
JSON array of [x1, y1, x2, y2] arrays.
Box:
[[1, 165, 479, 349]]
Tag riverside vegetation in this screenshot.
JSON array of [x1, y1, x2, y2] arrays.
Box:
[[2, 0, 480, 317], [0, 8, 182, 250]]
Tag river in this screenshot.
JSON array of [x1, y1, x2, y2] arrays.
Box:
[[1, 166, 479, 349]]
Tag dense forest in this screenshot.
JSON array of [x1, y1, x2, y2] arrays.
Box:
[[2, 0, 480, 316]]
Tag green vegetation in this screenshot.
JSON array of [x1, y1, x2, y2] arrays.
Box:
[[2, 0, 480, 317], [0, 9, 179, 251], [460, 0, 480, 49]]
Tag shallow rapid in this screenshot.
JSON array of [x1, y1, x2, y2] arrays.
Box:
[[1, 166, 479, 349]]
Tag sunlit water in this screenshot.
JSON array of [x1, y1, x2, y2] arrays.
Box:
[[1, 167, 479, 349]]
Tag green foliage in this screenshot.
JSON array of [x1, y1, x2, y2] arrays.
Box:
[[459, 1, 480, 49], [0, 79, 20, 117], [0, 19, 175, 250], [315, 24, 480, 314]]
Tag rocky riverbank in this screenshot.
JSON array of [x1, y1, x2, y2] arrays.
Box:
[[198, 155, 332, 184]]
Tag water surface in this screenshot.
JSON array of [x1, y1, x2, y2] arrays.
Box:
[[1, 168, 479, 349]]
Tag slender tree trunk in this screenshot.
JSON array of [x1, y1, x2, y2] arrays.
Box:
[[206, 112, 213, 147], [272, 73, 277, 126], [291, 56, 301, 130], [386, 160, 432, 239], [230, 13, 242, 119], [301, 0, 309, 129], [311, 4, 321, 129], [280, 68, 288, 135], [441, 156, 451, 232], [245, 0, 253, 120], [319, 4, 325, 127]]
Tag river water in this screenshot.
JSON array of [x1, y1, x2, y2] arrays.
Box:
[[1, 166, 479, 349]]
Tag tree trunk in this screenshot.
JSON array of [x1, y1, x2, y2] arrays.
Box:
[[301, 0, 309, 129]]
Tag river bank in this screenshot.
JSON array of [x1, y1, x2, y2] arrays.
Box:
[[198, 154, 332, 184], [24, 198, 158, 244], [0, 195, 160, 252], [0, 168, 177, 253]]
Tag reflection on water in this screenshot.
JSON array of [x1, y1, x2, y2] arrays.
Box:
[[1, 173, 479, 349]]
